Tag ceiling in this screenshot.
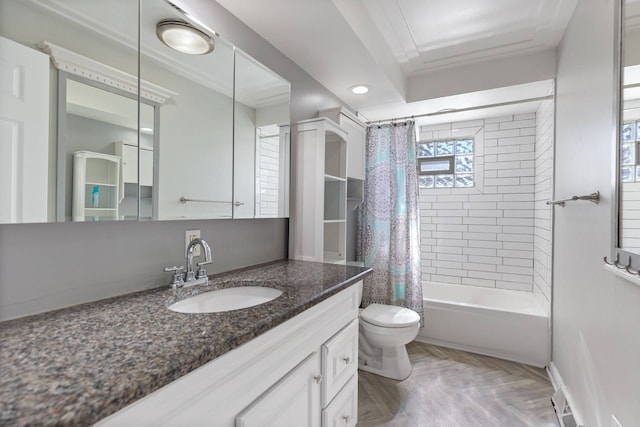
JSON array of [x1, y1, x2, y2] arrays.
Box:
[[215, 0, 579, 124]]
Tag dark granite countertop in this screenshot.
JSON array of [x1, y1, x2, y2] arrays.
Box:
[[0, 260, 371, 426]]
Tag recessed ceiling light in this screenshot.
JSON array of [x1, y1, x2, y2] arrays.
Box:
[[351, 85, 370, 95], [156, 19, 214, 55]]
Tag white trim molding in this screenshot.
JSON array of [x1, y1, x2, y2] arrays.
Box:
[[40, 41, 177, 104]]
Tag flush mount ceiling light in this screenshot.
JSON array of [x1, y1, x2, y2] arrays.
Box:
[[351, 85, 370, 95], [156, 19, 214, 55]]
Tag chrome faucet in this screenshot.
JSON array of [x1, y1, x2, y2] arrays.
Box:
[[185, 238, 213, 286], [163, 238, 213, 289]]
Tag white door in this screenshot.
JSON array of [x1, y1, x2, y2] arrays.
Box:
[[0, 36, 50, 223], [236, 352, 321, 427]]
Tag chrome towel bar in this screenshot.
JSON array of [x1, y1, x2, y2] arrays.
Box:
[[180, 196, 244, 207], [546, 191, 600, 207]]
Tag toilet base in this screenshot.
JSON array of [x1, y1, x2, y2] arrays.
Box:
[[358, 344, 412, 381]]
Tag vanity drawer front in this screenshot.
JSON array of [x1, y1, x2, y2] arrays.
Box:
[[321, 319, 358, 406], [321, 374, 357, 427]]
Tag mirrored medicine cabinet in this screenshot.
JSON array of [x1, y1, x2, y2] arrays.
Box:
[[612, 0, 640, 267], [0, 0, 290, 224]]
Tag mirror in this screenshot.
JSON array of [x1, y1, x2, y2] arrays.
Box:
[[141, 0, 235, 220], [618, 0, 640, 258], [0, 0, 290, 223], [233, 50, 291, 218], [59, 77, 157, 221]]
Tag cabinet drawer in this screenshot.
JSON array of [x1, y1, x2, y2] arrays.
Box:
[[321, 374, 357, 427], [321, 319, 358, 406]]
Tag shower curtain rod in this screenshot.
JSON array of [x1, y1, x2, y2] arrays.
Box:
[[365, 95, 554, 125]]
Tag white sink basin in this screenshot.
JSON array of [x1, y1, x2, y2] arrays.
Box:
[[168, 286, 283, 314]]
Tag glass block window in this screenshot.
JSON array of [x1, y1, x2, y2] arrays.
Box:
[[621, 121, 640, 183], [418, 139, 474, 188]]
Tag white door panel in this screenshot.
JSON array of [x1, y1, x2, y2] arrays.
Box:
[[0, 36, 50, 223]]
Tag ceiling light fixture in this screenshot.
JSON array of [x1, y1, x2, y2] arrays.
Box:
[[351, 85, 370, 95], [156, 19, 214, 55]]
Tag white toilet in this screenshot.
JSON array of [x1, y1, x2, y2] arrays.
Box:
[[357, 298, 421, 380]]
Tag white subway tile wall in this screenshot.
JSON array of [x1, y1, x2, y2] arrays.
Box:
[[534, 99, 554, 315], [420, 110, 553, 309], [256, 134, 280, 217], [621, 182, 640, 250]]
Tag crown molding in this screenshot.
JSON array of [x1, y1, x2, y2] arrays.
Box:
[[40, 41, 177, 104]]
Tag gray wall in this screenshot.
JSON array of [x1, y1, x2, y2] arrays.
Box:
[[0, 0, 350, 321], [553, 0, 640, 424]]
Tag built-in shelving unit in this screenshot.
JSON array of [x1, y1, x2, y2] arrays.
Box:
[[72, 151, 120, 221], [290, 110, 368, 266], [290, 117, 348, 264], [318, 108, 367, 265]]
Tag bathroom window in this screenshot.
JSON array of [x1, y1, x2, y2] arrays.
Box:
[[417, 139, 474, 188], [621, 121, 640, 182]]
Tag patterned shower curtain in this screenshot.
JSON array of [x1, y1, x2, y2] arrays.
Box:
[[358, 121, 423, 322]]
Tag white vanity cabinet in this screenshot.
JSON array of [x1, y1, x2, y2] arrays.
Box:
[[96, 282, 362, 427], [236, 352, 321, 427]]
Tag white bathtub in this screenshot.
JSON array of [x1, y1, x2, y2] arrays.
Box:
[[416, 281, 550, 368]]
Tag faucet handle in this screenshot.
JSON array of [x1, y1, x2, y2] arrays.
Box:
[[196, 260, 212, 280], [163, 265, 185, 288]]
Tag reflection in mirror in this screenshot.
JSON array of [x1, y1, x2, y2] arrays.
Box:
[[233, 50, 291, 218], [141, 0, 235, 220], [0, 0, 139, 223], [60, 77, 157, 221], [619, 0, 640, 254], [0, 0, 290, 224]]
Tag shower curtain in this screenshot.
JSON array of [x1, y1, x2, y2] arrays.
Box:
[[358, 121, 423, 322]]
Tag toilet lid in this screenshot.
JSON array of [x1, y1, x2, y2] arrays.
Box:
[[360, 304, 420, 328]]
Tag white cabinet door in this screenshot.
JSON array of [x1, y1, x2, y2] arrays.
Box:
[[236, 352, 321, 427], [0, 36, 50, 223], [340, 115, 365, 181], [117, 143, 153, 186], [140, 148, 154, 186], [120, 143, 138, 183]]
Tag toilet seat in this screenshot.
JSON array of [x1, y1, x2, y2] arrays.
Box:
[[360, 303, 420, 328]]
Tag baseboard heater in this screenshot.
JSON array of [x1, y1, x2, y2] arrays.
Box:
[[551, 388, 583, 427]]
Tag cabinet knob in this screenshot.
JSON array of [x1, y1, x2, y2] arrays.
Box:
[[313, 374, 322, 384], [342, 415, 350, 422], [343, 356, 351, 364]]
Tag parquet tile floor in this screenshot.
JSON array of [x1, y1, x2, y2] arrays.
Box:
[[357, 341, 557, 427]]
